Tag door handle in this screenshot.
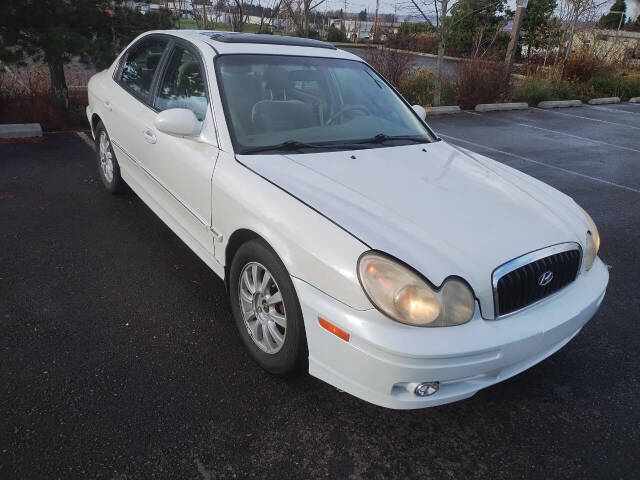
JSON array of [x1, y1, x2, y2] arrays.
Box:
[[142, 128, 157, 144], [104, 100, 112, 112]]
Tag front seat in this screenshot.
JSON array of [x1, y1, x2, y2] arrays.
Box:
[[251, 100, 316, 133]]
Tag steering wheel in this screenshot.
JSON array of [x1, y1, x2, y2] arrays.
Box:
[[326, 104, 371, 125]]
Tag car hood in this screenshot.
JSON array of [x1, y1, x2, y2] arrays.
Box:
[[237, 141, 589, 318]]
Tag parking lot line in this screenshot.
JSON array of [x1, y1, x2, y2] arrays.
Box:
[[465, 111, 640, 155], [440, 133, 640, 194], [589, 105, 640, 116], [76, 131, 95, 150], [532, 107, 640, 130]]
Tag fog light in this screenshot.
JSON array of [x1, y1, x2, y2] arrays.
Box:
[[414, 381, 439, 397]]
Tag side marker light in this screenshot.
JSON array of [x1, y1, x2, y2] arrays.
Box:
[[318, 317, 350, 342]]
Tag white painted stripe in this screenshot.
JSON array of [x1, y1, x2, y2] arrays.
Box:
[[76, 131, 95, 150], [589, 104, 640, 116], [465, 110, 640, 154], [439, 133, 640, 194], [532, 106, 640, 130]]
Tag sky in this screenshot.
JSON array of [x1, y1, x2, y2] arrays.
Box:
[[318, 0, 637, 21]]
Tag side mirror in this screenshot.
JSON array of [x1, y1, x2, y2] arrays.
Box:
[[412, 105, 427, 121], [154, 108, 202, 137]]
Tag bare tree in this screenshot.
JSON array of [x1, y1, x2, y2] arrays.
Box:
[[282, 0, 327, 36], [191, 0, 212, 29], [404, 0, 510, 106], [405, 0, 452, 106], [257, 0, 283, 32], [230, 0, 256, 31], [472, 18, 508, 58], [557, 0, 610, 79]]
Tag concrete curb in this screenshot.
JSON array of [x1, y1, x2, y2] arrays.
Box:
[[588, 97, 620, 105], [0, 123, 43, 139], [475, 102, 528, 112], [426, 105, 461, 115], [629, 97, 640, 103], [538, 100, 583, 109]]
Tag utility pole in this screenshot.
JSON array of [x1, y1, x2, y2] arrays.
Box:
[[504, 0, 528, 82], [610, 11, 625, 35], [374, 0, 379, 41]]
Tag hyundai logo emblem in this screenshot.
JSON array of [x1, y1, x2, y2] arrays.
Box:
[[538, 270, 554, 286]]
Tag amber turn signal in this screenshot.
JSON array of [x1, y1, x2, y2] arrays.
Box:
[[318, 317, 350, 342]]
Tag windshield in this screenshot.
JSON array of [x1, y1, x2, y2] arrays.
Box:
[[215, 54, 436, 154]]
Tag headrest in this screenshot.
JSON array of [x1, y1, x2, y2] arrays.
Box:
[[146, 52, 163, 70]]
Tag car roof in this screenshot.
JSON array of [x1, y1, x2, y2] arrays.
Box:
[[150, 30, 362, 61]]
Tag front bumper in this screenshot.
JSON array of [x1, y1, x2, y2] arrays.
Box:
[[293, 258, 609, 409]]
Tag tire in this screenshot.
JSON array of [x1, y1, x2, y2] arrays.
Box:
[[229, 239, 307, 375], [95, 121, 125, 194]]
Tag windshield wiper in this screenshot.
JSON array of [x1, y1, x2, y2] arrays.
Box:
[[353, 133, 431, 145], [240, 140, 327, 155], [240, 139, 371, 155]]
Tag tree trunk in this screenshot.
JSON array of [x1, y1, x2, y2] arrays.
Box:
[[560, 15, 577, 81], [434, 41, 444, 106], [202, 2, 207, 29], [47, 59, 68, 111], [434, 0, 448, 107], [304, 4, 309, 36]]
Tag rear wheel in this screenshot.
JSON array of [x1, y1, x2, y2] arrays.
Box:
[[95, 122, 124, 194], [229, 239, 307, 374]]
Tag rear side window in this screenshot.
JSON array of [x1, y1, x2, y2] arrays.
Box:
[[119, 37, 169, 100], [155, 45, 208, 121]]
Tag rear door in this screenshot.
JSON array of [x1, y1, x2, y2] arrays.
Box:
[[107, 35, 170, 181]]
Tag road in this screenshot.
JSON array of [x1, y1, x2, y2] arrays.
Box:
[[1, 103, 639, 479]]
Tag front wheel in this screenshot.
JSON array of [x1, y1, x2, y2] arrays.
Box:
[[229, 239, 307, 374]]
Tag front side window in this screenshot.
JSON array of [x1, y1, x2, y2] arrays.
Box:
[[119, 37, 169, 100], [215, 54, 436, 154], [155, 45, 208, 121]]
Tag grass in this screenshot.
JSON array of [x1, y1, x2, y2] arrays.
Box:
[[176, 18, 198, 29]]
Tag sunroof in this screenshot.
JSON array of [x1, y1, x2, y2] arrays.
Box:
[[203, 32, 337, 50]]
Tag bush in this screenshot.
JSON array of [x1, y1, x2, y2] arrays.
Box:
[[512, 77, 555, 103], [563, 51, 616, 82], [584, 73, 640, 100], [327, 26, 347, 42], [387, 33, 438, 54], [295, 29, 319, 39], [398, 69, 458, 106], [455, 60, 509, 109], [396, 22, 434, 35], [364, 47, 413, 87], [511, 76, 578, 104]]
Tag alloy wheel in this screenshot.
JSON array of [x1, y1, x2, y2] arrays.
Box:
[[99, 131, 114, 183], [238, 262, 287, 354]]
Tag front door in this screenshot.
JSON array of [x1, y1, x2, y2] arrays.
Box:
[[141, 42, 219, 258]]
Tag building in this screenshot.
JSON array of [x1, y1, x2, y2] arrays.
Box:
[[575, 28, 640, 63], [329, 19, 399, 41]]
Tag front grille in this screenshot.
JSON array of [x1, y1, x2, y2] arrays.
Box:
[[494, 247, 581, 317]]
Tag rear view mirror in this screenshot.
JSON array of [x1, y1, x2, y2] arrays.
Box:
[[154, 108, 202, 137], [412, 105, 427, 121]]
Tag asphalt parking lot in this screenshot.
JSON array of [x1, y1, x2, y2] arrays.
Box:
[[1, 104, 639, 479]]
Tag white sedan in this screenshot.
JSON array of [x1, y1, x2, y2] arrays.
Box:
[[86, 30, 608, 409]]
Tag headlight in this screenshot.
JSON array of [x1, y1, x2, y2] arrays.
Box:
[[357, 252, 475, 327], [580, 207, 600, 271]]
